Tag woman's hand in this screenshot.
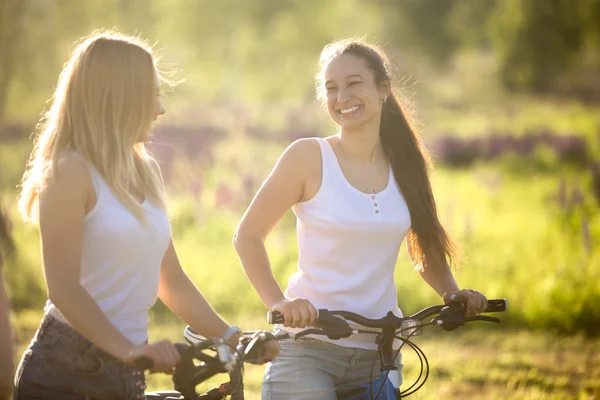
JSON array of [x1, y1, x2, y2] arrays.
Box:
[[126, 340, 181, 374], [261, 340, 280, 363], [443, 289, 488, 317], [242, 331, 281, 364], [271, 298, 318, 328]]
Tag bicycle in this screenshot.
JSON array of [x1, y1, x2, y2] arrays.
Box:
[[133, 298, 507, 399], [134, 329, 287, 400], [266, 298, 508, 399]]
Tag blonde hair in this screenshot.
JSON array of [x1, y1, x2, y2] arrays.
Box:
[[19, 30, 167, 224]]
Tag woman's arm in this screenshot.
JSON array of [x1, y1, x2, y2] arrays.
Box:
[[157, 239, 280, 360], [157, 239, 235, 342], [233, 139, 320, 328], [407, 240, 460, 297], [152, 145, 239, 344], [406, 239, 487, 314]]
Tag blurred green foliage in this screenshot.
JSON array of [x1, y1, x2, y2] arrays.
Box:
[[2, 0, 600, 127], [2, 2, 600, 397]]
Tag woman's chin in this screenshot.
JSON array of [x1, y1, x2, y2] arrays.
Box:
[[338, 118, 368, 131]]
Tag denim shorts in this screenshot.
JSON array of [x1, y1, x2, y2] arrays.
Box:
[[262, 333, 403, 400], [13, 314, 148, 400]]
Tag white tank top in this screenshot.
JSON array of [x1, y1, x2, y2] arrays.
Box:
[[46, 152, 171, 344], [281, 137, 412, 350]]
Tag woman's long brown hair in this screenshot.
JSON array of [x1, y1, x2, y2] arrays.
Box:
[[318, 39, 458, 270]]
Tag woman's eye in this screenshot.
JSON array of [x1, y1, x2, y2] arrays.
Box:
[[348, 81, 361, 86], [326, 86, 337, 92]]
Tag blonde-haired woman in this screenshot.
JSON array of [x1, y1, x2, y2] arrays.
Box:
[[14, 30, 278, 400]]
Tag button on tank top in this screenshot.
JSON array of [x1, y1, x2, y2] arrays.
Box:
[[282, 137, 412, 350]]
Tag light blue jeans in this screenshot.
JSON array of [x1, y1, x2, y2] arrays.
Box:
[[262, 335, 403, 400]]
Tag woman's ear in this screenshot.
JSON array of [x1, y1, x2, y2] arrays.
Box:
[[379, 80, 391, 103]]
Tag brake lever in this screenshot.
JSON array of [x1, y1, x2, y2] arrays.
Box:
[[435, 314, 501, 331], [319, 314, 354, 339], [297, 328, 354, 340], [294, 329, 328, 339], [285, 312, 355, 341], [436, 319, 464, 331], [241, 333, 269, 365], [241, 331, 289, 365], [467, 315, 501, 324]]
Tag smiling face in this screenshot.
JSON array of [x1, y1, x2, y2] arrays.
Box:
[[323, 53, 389, 131]]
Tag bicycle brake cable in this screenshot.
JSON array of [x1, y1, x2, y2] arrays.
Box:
[[370, 321, 435, 400], [398, 337, 429, 397]]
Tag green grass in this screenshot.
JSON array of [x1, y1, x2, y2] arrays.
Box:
[[11, 312, 600, 400]]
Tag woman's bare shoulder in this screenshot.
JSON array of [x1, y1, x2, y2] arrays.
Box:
[[42, 152, 95, 206]]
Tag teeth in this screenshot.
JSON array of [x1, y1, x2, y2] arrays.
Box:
[[340, 106, 359, 114]]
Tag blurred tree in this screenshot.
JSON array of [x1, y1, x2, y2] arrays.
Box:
[[163, 0, 387, 103], [489, 0, 587, 93], [380, 0, 461, 64], [383, 0, 600, 97], [3, 0, 600, 127], [447, 0, 498, 48], [2, 0, 156, 126]]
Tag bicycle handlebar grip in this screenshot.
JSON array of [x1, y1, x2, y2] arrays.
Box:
[[267, 311, 284, 325], [485, 299, 508, 313], [133, 356, 154, 371]]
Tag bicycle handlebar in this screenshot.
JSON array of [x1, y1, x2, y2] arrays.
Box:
[[130, 299, 507, 400], [266, 298, 508, 334]]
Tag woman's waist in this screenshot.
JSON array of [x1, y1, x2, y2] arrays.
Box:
[[45, 301, 150, 344], [76, 272, 160, 310], [293, 254, 399, 286], [287, 273, 398, 306]]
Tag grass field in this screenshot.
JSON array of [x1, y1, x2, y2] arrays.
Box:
[[12, 310, 600, 399]]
